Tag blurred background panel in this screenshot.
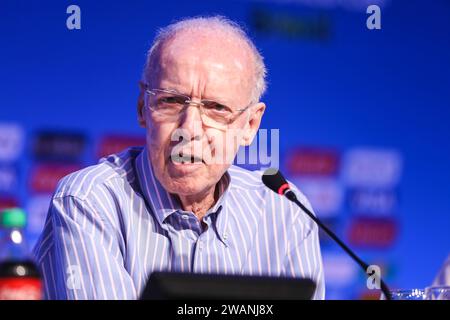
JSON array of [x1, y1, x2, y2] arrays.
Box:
[[0, 0, 449, 299]]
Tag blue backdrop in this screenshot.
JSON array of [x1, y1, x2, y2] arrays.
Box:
[[1, 0, 449, 299]]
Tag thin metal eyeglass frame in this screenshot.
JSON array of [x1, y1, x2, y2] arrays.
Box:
[[145, 88, 252, 125]]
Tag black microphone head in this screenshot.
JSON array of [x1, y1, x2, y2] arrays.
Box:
[[262, 168, 291, 196]]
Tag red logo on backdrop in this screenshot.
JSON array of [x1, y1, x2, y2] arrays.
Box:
[[347, 217, 398, 248], [285, 148, 339, 176], [0, 198, 19, 212], [97, 134, 146, 159], [0, 278, 42, 300], [358, 290, 383, 300], [30, 164, 81, 193]]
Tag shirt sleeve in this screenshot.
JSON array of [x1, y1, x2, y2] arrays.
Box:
[[283, 191, 326, 300], [32, 194, 137, 300]]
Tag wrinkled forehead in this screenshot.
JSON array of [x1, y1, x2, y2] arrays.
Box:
[[153, 30, 255, 100], [165, 30, 252, 67]]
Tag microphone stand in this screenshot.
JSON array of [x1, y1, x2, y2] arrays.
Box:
[[284, 190, 392, 300]]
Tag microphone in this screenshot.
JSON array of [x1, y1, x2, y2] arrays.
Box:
[[262, 168, 392, 300]]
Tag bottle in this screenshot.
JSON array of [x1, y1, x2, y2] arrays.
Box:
[[0, 208, 42, 300]]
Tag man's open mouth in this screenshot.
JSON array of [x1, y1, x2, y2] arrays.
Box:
[[171, 152, 205, 164]]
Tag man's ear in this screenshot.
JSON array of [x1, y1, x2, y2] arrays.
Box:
[[240, 102, 266, 146], [137, 81, 146, 128]]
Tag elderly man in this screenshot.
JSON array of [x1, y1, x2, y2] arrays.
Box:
[[33, 16, 325, 299]]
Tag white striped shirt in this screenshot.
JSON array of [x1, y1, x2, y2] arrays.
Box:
[[33, 146, 325, 299]]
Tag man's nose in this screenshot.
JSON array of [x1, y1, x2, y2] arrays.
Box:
[[178, 103, 204, 141]]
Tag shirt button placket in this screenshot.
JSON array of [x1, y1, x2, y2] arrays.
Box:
[[192, 238, 204, 272]]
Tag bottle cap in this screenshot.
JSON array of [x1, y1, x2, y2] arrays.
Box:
[[0, 208, 27, 229]]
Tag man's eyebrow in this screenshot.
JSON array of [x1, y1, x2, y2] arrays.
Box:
[[162, 87, 232, 105], [200, 93, 234, 106], [161, 87, 185, 94]]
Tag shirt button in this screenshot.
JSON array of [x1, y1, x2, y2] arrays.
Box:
[[223, 233, 228, 240], [181, 215, 189, 220]]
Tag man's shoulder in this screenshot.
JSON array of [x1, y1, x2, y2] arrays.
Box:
[[227, 165, 315, 217], [53, 147, 143, 200], [227, 165, 303, 195], [227, 165, 265, 189], [227, 165, 291, 199]]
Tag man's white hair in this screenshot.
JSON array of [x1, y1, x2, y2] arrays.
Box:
[[141, 16, 267, 103]]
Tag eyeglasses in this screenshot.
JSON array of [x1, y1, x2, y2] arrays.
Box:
[[144, 87, 252, 130]]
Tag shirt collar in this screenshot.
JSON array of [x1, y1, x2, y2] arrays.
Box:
[[135, 147, 232, 243]]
